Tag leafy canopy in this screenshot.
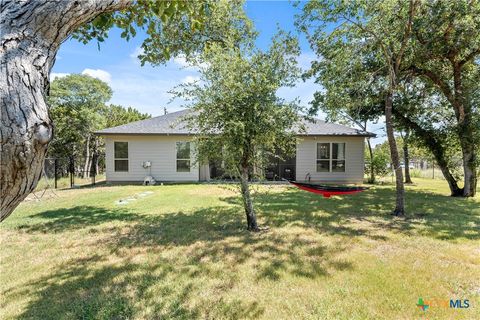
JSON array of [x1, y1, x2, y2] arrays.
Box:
[[73, 0, 253, 65], [104, 105, 151, 129], [48, 74, 111, 156], [173, 31, 302, 174], [47, 74, 150, 158]]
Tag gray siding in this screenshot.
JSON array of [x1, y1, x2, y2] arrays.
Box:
[[103, 135, 366, 184], [295, 136, 365, 184], [105, 135, 198, 182]]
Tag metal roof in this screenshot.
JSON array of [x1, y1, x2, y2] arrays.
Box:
[[95, 109, 375, 137]]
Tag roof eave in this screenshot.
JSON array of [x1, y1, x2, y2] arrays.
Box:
[[94, 132, 376, 138], [94, 132, 195, 136], [296, 133, 376, 138]]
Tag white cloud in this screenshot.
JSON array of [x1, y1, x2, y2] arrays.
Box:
[[107, 63, 192, 115], [50, 72, 69, 80], [129, 46, 144, 63], [81, 68, 112, 84], [173, 54, 190, 67], [181, 75, 200, 84], [172, 54, 209, 70], [297, 52, 317, 71]]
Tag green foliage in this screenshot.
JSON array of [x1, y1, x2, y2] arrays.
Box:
[[297, 0, 414, 114], [73, 0, 253, 65], [297, 0, 480, 193], [173, 31, 302, 177], [103, 105, 151, 128], [365, 143, 392, 179], [47, 75, 150, 159], [370, 152, 391, 179], [48, 74, 112, 157]]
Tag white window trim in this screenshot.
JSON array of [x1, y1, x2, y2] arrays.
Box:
[[316, 142, 346, 173], [176, 141, 191, 173], [114, 141, 129, 172]]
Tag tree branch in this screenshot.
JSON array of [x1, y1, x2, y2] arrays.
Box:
[[406, 65, 456, 106], [459, 48, 480, 66], [395, 0, 417, 72]]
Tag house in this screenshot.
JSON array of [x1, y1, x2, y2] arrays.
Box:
[[95, 110, 375, 184]]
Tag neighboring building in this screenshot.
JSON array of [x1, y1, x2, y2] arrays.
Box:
[[95, 110, 374, 184]]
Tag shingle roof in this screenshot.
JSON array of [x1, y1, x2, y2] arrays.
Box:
[[95, 110, 193, 135], [297, 119, 375, 137], [95, 109, 375, 137]]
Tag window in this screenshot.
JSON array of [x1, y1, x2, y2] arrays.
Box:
[[114, 142, 129, 172], [316, 143, 345, 172], [176, 142, 191, 172], [316, 143, 330, 172], [331, 143, 345, 172]]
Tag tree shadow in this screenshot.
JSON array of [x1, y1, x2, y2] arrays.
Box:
[[15, 206, 137, 233], [227, 186, 480, 241], [9, 184, 477, 318], [11, 202, 355, 319], [7, 254, 264, 320], [108, 206, 353, 280]]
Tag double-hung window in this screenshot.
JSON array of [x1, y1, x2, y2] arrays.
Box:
[[176, 142, 191, 172], [114, 142, 129, 172], [316, 143, 345, 172]]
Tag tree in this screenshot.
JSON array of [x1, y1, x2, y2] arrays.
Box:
[[48, 74, 112, 173], [367, 142, 394, 179], [174, 32, 301, 231], [401, 129, 413, 184], [300, 7, 467, 197], [381, 75, 465, 195], [303, 59, 383, 183], [47, 76, 151, 178], [103, 105, 151, 129], [0, 0, 248, 221], [298, 0, 420, 215], [404, 1, 480, 196]]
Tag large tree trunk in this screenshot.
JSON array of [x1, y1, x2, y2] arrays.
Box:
[[460, 140, 477, 197], [366, 138, 375, 183], [452, 66, 477, 197], [239, 166, 259, 231], [458, 116, 477, 197], [403, 130, 413, 184], [0, 0, 132, 221], [385, 92, 405, 216]]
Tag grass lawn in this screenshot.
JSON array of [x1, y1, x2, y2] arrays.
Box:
[[1, 178, 479, 319]]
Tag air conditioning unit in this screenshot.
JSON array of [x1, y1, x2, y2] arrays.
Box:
[[143, 175, 156, 186]]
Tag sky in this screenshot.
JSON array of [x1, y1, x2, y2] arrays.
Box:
[[51, 0, 386, 145]]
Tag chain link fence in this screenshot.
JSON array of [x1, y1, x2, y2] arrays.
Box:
[[37, 154, 105, 190]]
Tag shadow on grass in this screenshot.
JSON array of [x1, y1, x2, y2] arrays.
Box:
[[108, 206, 351, 280], [240, 186, 479, 241], [9, 254, 264, 320], [18, 184, 479, 241], [9, 184, 478, 318], [15, 205, 137, 233], [11, 203, 354, 318]]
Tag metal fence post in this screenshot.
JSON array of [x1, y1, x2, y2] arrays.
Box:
[[69, 156, 74, 188], [54, 158, 58, 189], [432, 159, 435, 179], [92, 153, 96, 186]]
